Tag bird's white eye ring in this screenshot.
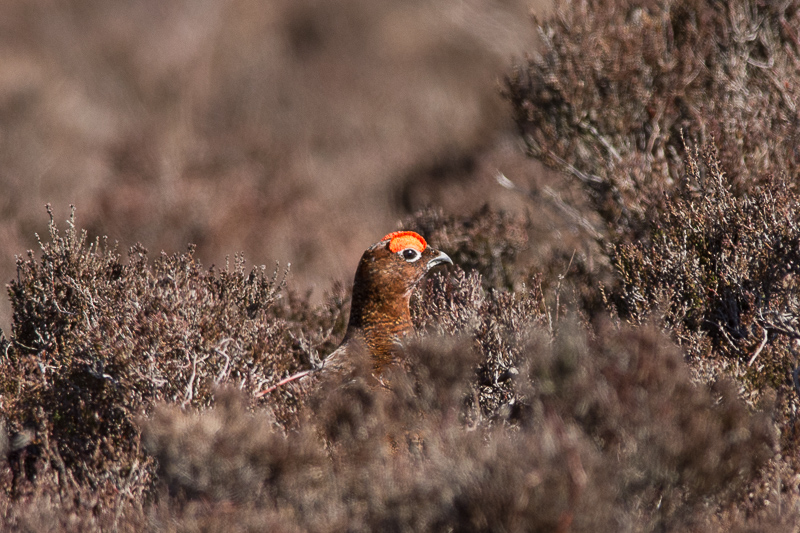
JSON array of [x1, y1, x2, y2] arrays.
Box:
[[400, 248, 421, 262]]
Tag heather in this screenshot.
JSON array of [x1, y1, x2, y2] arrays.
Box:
[[0, 215, 776, 529], [1, 0, 799, 530]]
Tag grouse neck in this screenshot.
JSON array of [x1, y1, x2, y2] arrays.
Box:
[[345, 278, 414, 372]]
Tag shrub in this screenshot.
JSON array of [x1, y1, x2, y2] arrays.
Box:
[[137, 322, 772, 532], [412, 267, 546, 419], [503, 0, 800, 523], [505, 0, 800, 240], [614, 145, 800, 384], [0, 207, 777, 531], [1, 207, 340, 494]]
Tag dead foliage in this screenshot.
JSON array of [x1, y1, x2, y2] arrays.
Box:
[[0, 207, 777, 531], [504, 0, 800, 526], [1, 207, 344, 497], [137, 324, 773, 532], [614, 145, 800, 383], [505, 0, 800, 241]]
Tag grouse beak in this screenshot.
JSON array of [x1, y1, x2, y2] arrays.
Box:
[[426, 250, 453, 271]]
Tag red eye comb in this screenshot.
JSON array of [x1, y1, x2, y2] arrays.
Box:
[[383, 231, 427, 253]]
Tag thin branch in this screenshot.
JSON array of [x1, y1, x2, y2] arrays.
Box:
[[213, 338, 235, 385], [542, 186, 604, 241], [495, 171, 603, 241], [579, 120, 622, 162], [704, 319, 740, 353], [747, 325, 769, 367], [184, 352, 199, 407], [183, 346, 210, 407], [255, 369, 313, 397]]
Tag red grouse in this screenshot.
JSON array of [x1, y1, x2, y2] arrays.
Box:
[[258, 231, 452, 394]]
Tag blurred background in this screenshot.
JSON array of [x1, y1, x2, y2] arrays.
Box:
[[0, 0, 556, 330]]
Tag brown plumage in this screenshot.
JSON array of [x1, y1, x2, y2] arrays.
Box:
[[331, 230, 452, 374], [257, 231, 451, 395]]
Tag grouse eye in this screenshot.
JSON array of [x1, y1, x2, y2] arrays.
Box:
[[401, 248, 421, 262]]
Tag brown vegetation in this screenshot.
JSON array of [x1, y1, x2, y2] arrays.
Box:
[[2, 0, 800, 530]]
